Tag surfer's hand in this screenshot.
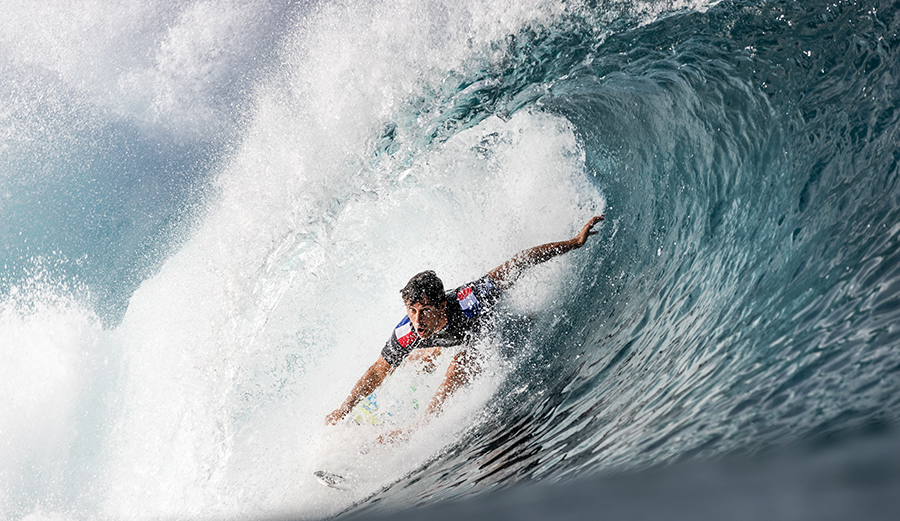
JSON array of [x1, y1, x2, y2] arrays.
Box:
[[325, 409, 345, 425], [572, 215, 604, 247], [377, 428, 409, 444]]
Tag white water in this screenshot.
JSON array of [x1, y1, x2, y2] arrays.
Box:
[[2, 1, 604, 519], [104, 109, 603, 519]]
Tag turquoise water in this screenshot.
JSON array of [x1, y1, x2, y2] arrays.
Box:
[[2, 0, 899, 519]]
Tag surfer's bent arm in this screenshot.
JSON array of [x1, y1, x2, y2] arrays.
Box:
[[425, 349, 475, 416], [325, 356, 394, 425], [488, 215, 604, 285]]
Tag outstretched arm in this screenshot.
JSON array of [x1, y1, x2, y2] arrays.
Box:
[[488, 215, 604, 286], [325, 356, 394, 425]]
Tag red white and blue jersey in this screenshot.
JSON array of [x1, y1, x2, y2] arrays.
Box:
[[380, 275, 502, 367]]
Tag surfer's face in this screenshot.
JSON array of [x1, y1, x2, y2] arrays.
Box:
[[405, 299, 446, 339]]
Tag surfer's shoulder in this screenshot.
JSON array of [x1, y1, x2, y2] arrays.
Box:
[[451, 275, 502, 318], [392, 315, 418, 348]]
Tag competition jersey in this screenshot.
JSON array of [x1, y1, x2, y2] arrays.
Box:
[[380, 275, 503, 367]]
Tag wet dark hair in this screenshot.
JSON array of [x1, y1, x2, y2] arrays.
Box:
[[401, 270, 445, 306]]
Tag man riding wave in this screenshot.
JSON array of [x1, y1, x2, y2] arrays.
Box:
[[325, 215, 605, 440]]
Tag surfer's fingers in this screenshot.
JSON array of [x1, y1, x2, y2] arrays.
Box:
[[583, 216, 603, 232]]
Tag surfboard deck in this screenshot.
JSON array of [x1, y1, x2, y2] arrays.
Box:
[[350, 379, 428, 426], [313, 372, 437, 489]]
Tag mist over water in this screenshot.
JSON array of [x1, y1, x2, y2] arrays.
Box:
[[2, 0, 900, 519]]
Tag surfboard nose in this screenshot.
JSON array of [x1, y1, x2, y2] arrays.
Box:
[[314, 470, 347, 489]]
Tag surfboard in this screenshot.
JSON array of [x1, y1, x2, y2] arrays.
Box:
[[313, 368, 439, 489], [350, 391, 386, 426], [349, 380, 428, 426], [314, 384, 428, 489]]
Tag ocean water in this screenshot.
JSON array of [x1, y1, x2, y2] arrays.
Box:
[[1, 0, 899, 519]]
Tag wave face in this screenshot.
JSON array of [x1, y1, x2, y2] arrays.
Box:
[[2, 0, 899, 519]]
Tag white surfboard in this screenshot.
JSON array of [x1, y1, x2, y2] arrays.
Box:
[[350, 377, 431, 426], [313, 380, 431, 488]]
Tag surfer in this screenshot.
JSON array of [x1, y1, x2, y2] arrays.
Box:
[[325, 215, 605, 440]]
